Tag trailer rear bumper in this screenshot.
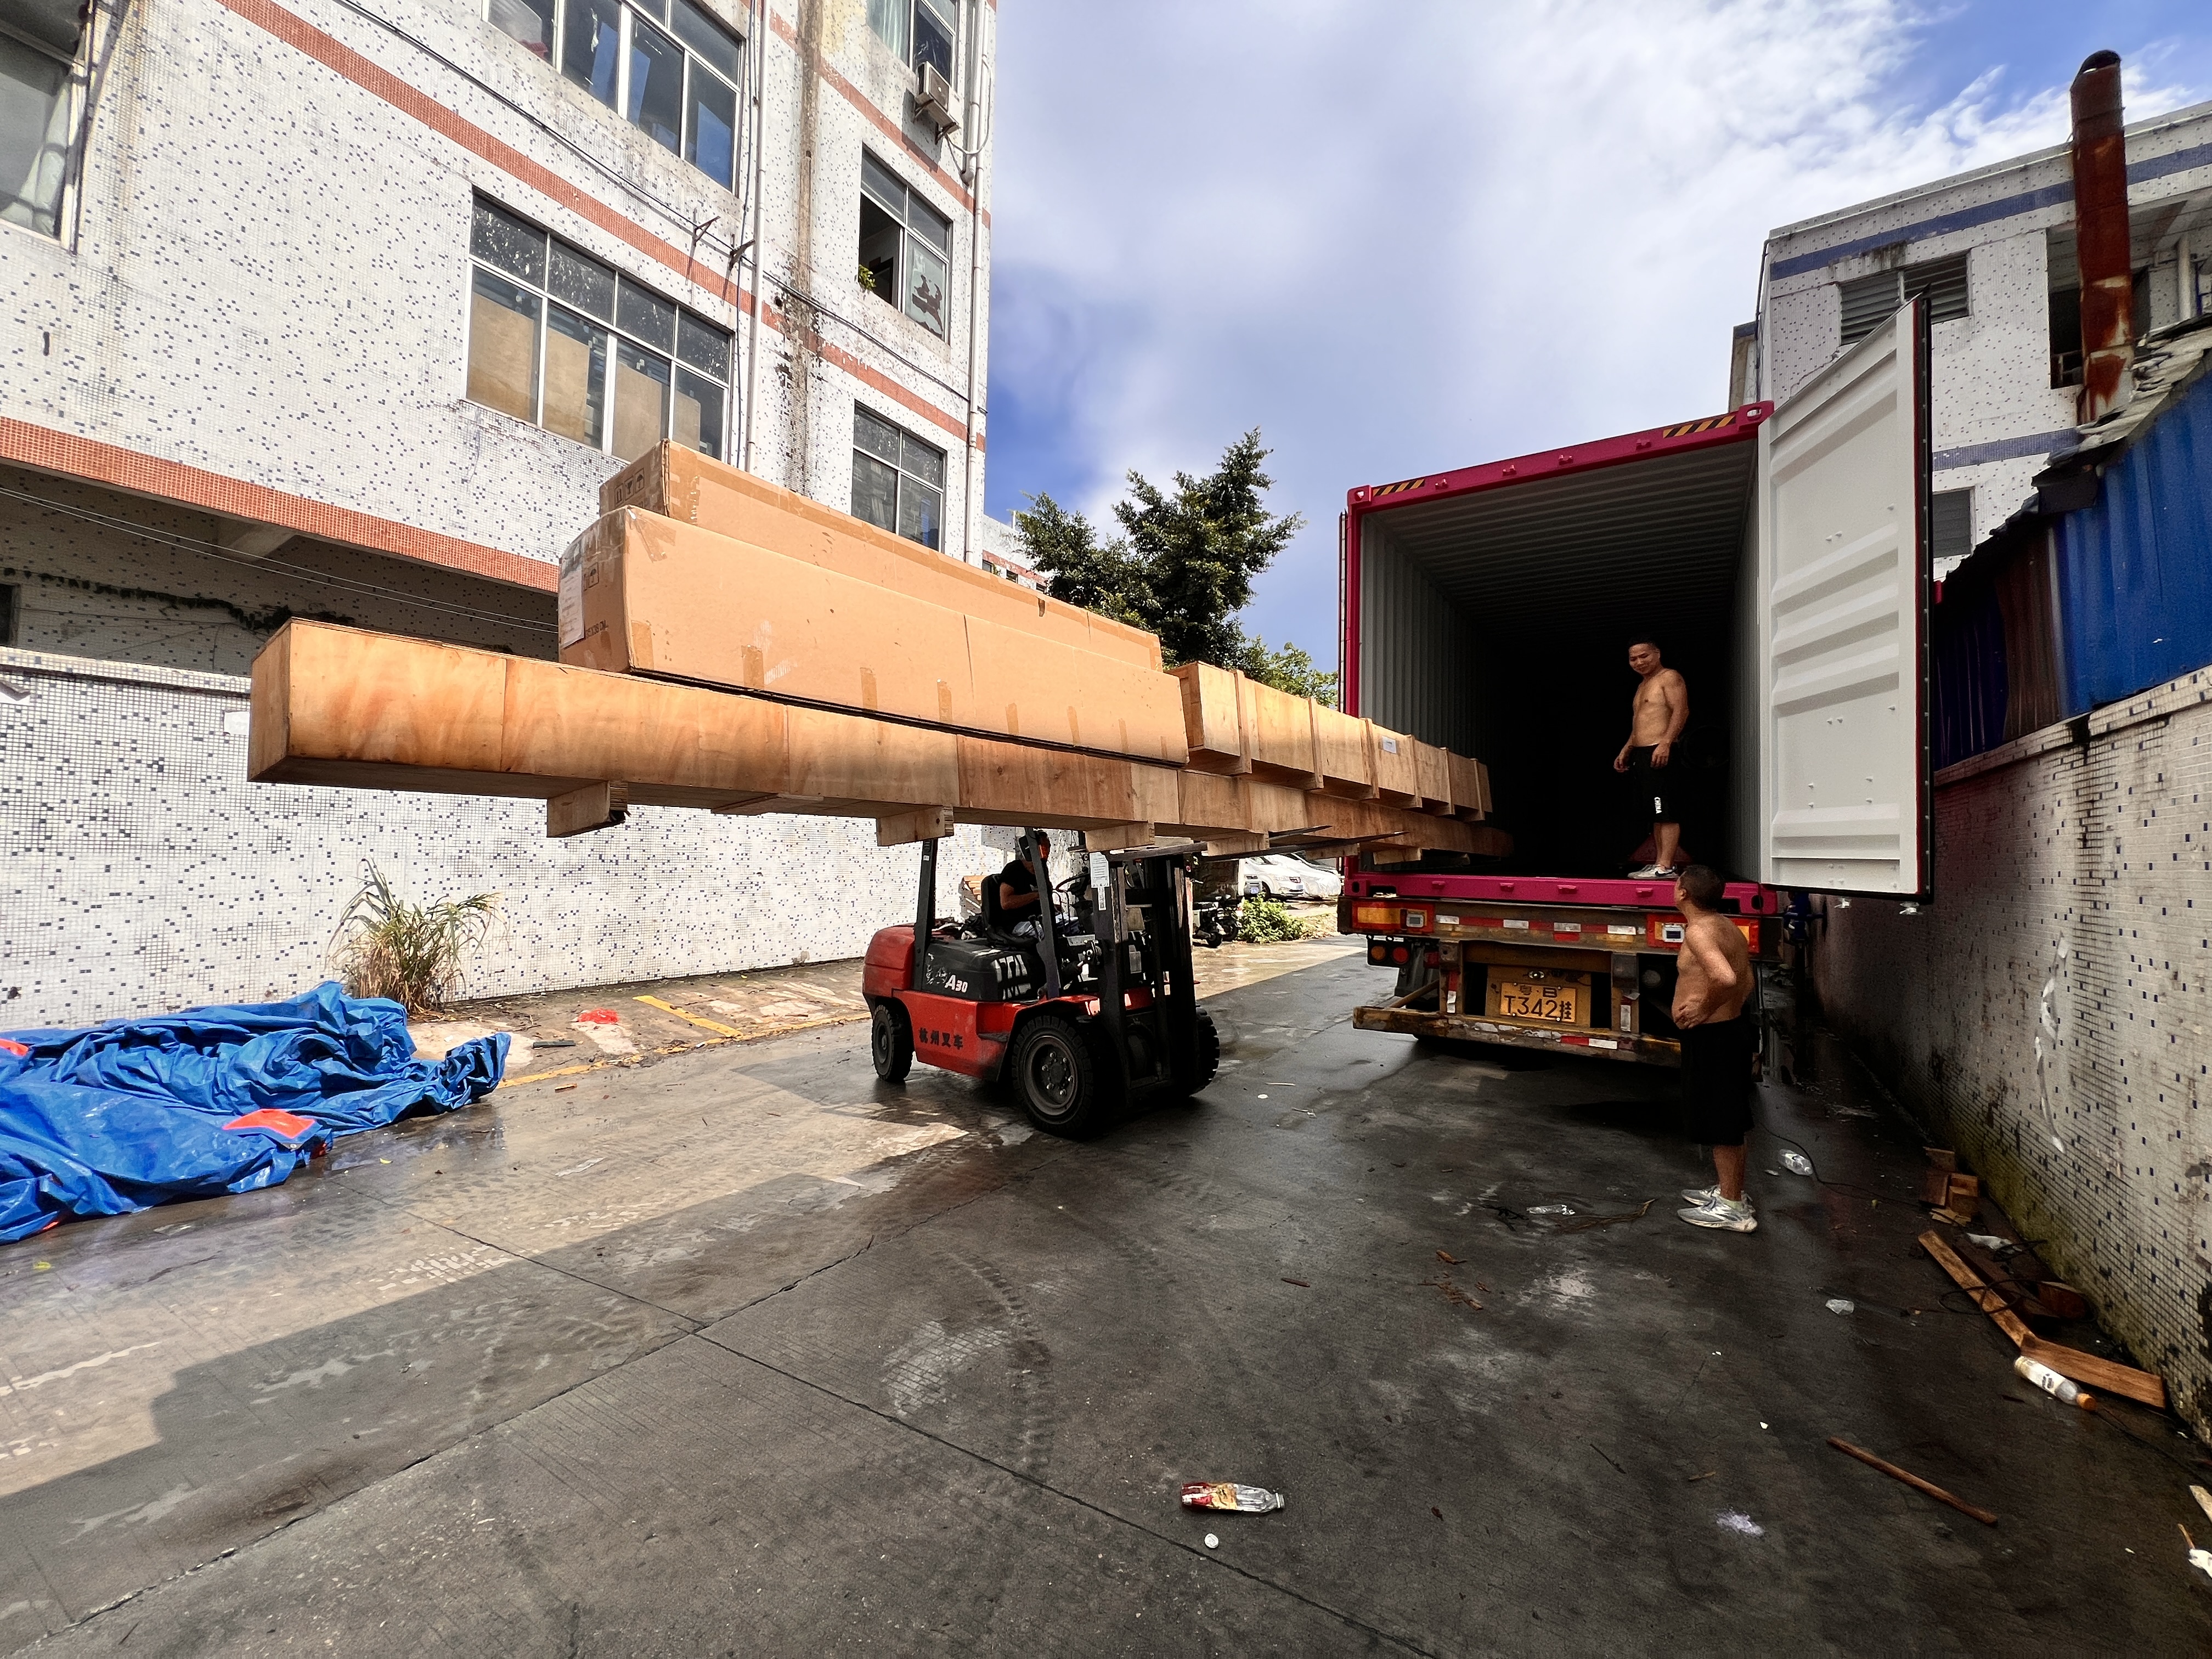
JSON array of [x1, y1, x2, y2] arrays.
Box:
[[1352, 1005, 1683, 1066]]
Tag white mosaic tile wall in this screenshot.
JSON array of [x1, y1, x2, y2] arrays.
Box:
[[1813, 670, 2212, 1434], [0, 646, 1003, 1029]]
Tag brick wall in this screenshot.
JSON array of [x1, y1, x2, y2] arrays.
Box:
[[1813, 668, 2212, 1432]]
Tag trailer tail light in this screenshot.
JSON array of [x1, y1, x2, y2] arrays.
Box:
[[1352, 902, 1400, 930], [1402, 910, 1430, 931], [1393, 945, 1410, 964]]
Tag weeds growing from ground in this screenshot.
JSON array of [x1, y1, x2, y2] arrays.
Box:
[[329, 864, 500, 1013], [1237, 896, 1324, 944]]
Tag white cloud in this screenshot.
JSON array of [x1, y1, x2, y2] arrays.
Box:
[[986, 0, 2202, 653]]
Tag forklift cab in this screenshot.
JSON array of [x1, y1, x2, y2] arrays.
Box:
[[861, 829, 1221, 1136]]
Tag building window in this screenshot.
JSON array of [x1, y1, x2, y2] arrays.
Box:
[[1838, 252, 1970, 347], [466, 196, 733, 461], [1931, 489, 1973, 567], [851, 405, 945, 549], [484, 0, 741, 190], [865, 0, 956, 82], [2049, 268, 2152, 387], [858, 150, 952, 337], [0, 1, 87, 239], [0, 582, 18, 646]]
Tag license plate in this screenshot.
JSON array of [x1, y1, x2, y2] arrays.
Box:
[[1496, 980, 1580, 1025]]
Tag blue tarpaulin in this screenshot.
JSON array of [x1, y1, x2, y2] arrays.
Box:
[[0, 983, 507, 1244]]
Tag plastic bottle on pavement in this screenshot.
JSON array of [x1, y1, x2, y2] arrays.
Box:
[[1780, 1150, 1814, 1177], [2015, 1354, 2095, 1409]]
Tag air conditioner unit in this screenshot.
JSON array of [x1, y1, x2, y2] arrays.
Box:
[[915, 62, 959, 136]]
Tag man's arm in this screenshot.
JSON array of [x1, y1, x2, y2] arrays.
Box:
[[1653, 672, 1690, 766], [1674, 922, 1740, 1027], [999, 881, 1039, 913], [1614, 702, 1639, 772]]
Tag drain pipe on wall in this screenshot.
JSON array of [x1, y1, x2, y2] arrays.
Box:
[[739, 0, 770, 472], [956, 0, 989, 562], [2070, 49, 2134, 424]]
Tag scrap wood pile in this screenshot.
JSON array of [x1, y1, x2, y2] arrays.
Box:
[[247, 443, 1506, 859]]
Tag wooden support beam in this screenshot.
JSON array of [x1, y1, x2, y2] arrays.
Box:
[[547, 781, 628, 838], [877, 805, 955, 845], [1200, 832, 1268, 856], [1080, 822, 1155, 851]]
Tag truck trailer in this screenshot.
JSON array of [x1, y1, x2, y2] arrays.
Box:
[[1339, 303, 1937, 1064]]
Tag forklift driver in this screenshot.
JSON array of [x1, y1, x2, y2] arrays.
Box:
[[996, 835, 1052, 938]]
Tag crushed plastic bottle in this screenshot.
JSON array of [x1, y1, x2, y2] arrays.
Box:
[[1527, 1204, 1576, 1216], [1825, 1298, 1855, 1315], [1779, 1150, 1815, 1177], [2014, 1355, 2095, 1410]]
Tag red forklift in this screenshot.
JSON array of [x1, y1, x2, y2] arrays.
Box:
[[862, 831, 1221, 1135]]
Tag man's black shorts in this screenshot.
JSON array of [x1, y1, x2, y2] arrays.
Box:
[[1680, 1013, 1758, 1147], [1629, 744, 1675, 824]]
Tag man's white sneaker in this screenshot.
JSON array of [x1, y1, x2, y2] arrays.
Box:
[[1627, 864, 1667, 878], [1680, 1185, 1756, 1207], [1678, 1194, 1758, 1232]]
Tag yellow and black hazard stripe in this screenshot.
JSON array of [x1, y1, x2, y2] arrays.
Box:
[[1368, 477, 1430, 498], [1657, 413, 1737, 439]]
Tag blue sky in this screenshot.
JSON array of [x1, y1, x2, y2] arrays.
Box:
[[980, 1, 2212, 666]]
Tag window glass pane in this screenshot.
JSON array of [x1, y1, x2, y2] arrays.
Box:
[[908, 194, 951, 255], [616, 279, 678, 351], [543, 306, 609, 446], [912, 0, 953, 82], [671, 0, 740, 78], [471, 198, 546, 285], [628, 15, 684, 153], [851, 450, 899, 532], [0, 36, 73, 239], [854, 404, 901, 463], [858, 194, 900, 301], [549, 240, 617, 320], [487, 0, 555, 57], [685, 60, 737, 188], [562, 0, 623, 106], [864, 0, 906, 61], [612, 342, 672, 461], [676, 313, 730, 380], [903, 236, 949, 336], [469, 268, 541, 422], [900, 431, 945, 488], [860, 151, 906, 217], [897, 477, 942, 549], [675, 366, 724, 458]]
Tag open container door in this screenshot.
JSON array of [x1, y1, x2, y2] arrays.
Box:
[[1756, 298, 1933, 898]]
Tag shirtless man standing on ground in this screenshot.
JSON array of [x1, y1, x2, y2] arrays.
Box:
[[1670, 864, 1759, 1233], [1612, 639, 1688, 877]]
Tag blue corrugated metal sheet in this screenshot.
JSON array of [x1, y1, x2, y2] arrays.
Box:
[[2055, 368, 2212, 710], [1933, 578, 2007, 768]]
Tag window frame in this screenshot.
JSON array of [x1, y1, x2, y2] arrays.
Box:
[[464, 195, 733, 462], [850, 403, 947, 550], [865, 0, 958, 87], [857, 148, 955, 339], [482, 0, 744, 191], [0, 7, 90, 245]]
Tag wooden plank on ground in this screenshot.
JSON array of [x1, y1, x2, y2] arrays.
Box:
[[1918, 1230, 2166, 1407]]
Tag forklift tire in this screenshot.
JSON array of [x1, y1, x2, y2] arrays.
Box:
[[1178, 1006, 1221, 1096], [1011, 1014, 1108, 1137], [871, 1001, 913, 1082]]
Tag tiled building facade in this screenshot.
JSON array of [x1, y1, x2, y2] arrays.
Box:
[[0, 0, 1012, 1024]]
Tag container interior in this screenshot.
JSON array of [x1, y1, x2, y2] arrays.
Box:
[[1356, 438, 1760, 878]]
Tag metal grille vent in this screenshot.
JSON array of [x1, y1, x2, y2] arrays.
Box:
[[1838, 251, 1971, 345], [1931, 489, 1973, 568]]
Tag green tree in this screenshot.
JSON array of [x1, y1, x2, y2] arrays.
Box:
[[1008, 492, 1151, 629], [1239, 636, 1338, 707], [1012, 430, 1319, 683]]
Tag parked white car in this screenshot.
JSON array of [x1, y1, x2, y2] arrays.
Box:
[[1239, 854, 1344, 901]]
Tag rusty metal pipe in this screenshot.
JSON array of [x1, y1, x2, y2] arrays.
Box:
[[2070, 50, 2132, 423]]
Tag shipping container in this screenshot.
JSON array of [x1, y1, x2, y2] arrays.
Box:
[[1336, 303, 1937, 1063]]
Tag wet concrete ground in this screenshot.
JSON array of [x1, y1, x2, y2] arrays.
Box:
[[4, 939, 2209, 1654]]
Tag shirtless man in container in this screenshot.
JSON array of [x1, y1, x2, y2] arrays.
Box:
[[1670, 864, 1759, 1233], [1612, 639, 1688, 878]]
